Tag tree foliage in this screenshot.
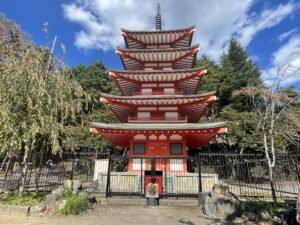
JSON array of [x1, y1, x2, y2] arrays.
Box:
[[0, 16, 84, 191], [218, 39, 261, 111], [63, 63, 119, 152]]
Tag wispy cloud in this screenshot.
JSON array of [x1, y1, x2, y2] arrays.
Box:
[[62, 0, 298, 62], [278, 28, 298, 42], [262, 35, 300, 87], [235, 2, 298, 47]]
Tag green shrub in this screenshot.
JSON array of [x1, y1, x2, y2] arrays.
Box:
[[60, 194, 89, 215], [0, 191, 49, 206], [243, 200, 286, 217], [61, 189, 73, 198]]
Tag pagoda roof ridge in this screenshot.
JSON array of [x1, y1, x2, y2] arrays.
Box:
[[110, 67, 206, 74], [117, 44, 199, 52], [100, 91, 216, 99], [90, 121, 226, 130], [121, 25, 195, 34]]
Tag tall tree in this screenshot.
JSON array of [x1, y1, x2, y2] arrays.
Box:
[[195, 55, 221, 116], [234, 53, 300, 202], [219, 39, 261, 111], [64, 63, 119, 152], [0, 16, 84, 192]]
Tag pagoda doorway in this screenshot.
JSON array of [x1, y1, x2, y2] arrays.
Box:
[[144, 169, 163, 195], [148, 141, 167, 171]]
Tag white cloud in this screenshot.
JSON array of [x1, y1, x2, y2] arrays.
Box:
[[278, 28, 298, 42], [236, 2, 297, 47], [62, 0, 298, 61], [62, 0, 154, 51], [262, 35, 300, 87]]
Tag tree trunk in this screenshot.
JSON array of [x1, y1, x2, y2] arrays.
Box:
[[263, 131, 277, 203], [268, 161, 277, 203], [19, 148, 31, 193]]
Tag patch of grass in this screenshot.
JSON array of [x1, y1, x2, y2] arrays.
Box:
[[0, 191, 49, 206], [60, 194, 89, 215], [243, 200, 287, 217], [61, 189, 73, 198]]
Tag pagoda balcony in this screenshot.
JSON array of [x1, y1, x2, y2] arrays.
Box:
[[128, 115, 187, 123], [133, 90, 183, 96]]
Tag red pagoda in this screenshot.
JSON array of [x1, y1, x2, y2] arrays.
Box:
[[90, 5, 226, 174]]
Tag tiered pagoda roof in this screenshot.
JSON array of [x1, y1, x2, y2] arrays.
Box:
[[90, 122, 226, 148], [90, 8, 226, 150], [110, 67, 207, 96], [122, 26, 195, 49], [117, 45, 198, 70], [100, 92, 216, 123]]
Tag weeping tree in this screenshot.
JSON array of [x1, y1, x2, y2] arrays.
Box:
[[234, 53, 300, 202], [0, 16, 84, 192]]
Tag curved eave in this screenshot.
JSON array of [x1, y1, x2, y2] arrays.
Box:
[[110, 67, 207, 96], [117, 45, 199, 71], [121, 26, 195, 49], [117, 44, 199, 54], [100, 92, 216, 123], [109, 67, 207, 82], [90, 122, 227, 148], [121, 25, 195, 34], [101, 91, 216, 101]]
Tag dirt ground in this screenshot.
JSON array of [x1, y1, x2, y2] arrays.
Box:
[[0, 205, 252, 225]]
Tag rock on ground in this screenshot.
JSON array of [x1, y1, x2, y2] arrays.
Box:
[[30, 204, 46, 214], [51, 186, 65, 196], [258, 210, 271, 221], [199, 184, 243, 219], [44, 193, 59, 210], [242, 212, 256, 221], [72, 180, 83, 192], [64, 180, 72, 190]]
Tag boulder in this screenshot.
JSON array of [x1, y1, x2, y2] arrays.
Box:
[[212, 184, 229, 196], [63, 180, 72, 190], [54, 199, 67, 213], [198, 192, 216, 217], [44, 193, 59, 209], [58, 199, 67, 211], [199, 191, 243, 219], [72, 180, 82, 192], [30, 204, 46, 214], [258, 210, 271, 221], [272, 216, 282, 225], [232, 217, 247, 224], [51, 186, 65, 196], [242, 212, 256, 221]]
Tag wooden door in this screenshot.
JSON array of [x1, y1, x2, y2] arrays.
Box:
[[144, 175, 163, 195], [149, 142, 167, 171]]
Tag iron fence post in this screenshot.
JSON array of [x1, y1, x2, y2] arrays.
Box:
[[140, 158, 143, 195], [164, 158, 167, 197], [291, 157, 300, 183], [105, 152, 111, 198], [198, 154, 202, 193]]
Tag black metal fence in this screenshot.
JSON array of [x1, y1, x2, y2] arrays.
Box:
[[1, 152, 299, 202], [0, 152, 109, 193]]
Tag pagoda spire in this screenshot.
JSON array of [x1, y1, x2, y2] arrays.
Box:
[[156, 3, 161, 30]]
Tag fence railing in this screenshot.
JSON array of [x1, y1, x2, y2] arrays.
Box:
[[0, 152, 299, 202]]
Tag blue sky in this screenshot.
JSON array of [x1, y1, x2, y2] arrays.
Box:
[[1, 0, 300, 88]]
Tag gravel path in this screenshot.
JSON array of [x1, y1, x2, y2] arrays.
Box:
[[0, 205, 215, 225]]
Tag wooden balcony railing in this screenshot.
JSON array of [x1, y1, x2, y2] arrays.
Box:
[[133, 90, 183, 96], [128, 115, 187, 122]]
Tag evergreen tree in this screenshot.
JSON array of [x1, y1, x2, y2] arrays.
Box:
[[196, 55, 221, 94], [219, 39, 261, 111], [195, 55, 221, 116], [64, 63, 119, 152]]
